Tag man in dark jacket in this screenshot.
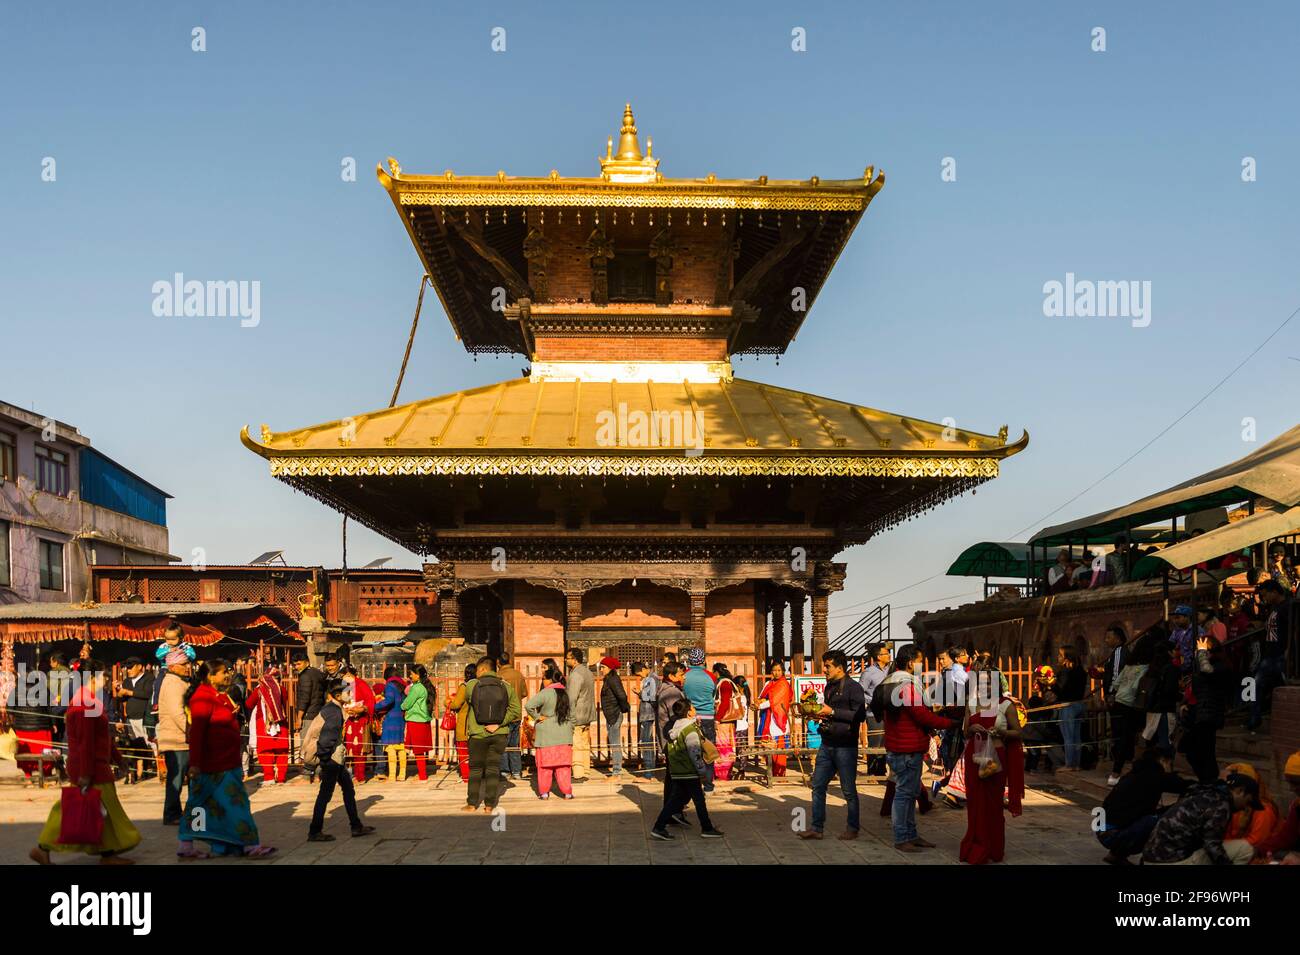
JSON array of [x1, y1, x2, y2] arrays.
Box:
[[799, 650, 868, 842], [599, 656, 631, 777], [115, 657, 155, 780], [654, 663, 689, 824], [1097, 745, 1188, 864], [1181, 637, 1231, 782], [1248, 580, 1292, 732], [293, 651, 326, 780], [308, 679, 375, 842], [1142, 773, 1258, 865]]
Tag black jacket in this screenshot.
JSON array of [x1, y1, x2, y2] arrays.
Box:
[[296, 666, 326, 721], [600, 669, 630, 722], [1189, 650, 1230, 728], [120, 671, 154, 721], [1056, 665, 1087, 702], [1144, 662, 1182, 713], [819, 676, 866, 747], [1103, 762, 1190, 829], [316, 701, 344, 762], [1101, 646, 1128, 697]]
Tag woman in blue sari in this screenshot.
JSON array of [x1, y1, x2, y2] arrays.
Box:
[[178, 659, 276, 859]]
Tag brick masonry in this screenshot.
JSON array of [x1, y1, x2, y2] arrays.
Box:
[[533, 335, 728, 362]]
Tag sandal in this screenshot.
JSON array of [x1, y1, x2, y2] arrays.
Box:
[[242, 845, 277, 859], [176, 844, 210, 860]]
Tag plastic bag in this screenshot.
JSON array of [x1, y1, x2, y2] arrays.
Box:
[[58, 785, 105, 846], [973, 734, 1001, 779]]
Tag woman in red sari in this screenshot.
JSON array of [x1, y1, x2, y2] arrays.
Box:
[[246, 665, 290, 784], [959, 663, 1025, 865], [342, 666, 376, 782], [757, 661, 793, 777]]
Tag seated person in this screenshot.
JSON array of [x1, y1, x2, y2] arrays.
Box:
[[1141, 771, 1260, 865], [1096, 745, 1188, 865], [1258, 751, 1300, 864]]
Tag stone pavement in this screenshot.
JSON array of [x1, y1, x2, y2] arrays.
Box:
[[0, 765, 1107, 865]]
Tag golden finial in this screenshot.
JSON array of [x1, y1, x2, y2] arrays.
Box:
[[598, 103, 660, 183], [616, 103, 642, 160], [260, 424, 272, 443], [386, 157, 401, 177]]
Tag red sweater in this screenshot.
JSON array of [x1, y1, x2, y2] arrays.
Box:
[[188, 683, 243, 774], [66, 687, 115, 785], [882, 676, 954, 753]]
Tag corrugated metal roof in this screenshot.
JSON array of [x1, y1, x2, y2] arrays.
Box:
[[0, 602, 264, 622]]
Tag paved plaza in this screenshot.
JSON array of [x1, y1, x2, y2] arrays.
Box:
[[0, 769, 1105, 866]]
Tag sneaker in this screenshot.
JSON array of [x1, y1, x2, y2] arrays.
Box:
[[700, 828, 725, 839], [649, 828, 674, 841], [307, 832, 335, 843], [351, 825, 376, 838], [538, 792, 550, 800], [669, 812, 691, 827], [1107, 774, 1121, 787]]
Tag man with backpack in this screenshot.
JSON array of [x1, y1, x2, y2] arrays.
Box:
[[461, 655, 521, 813]]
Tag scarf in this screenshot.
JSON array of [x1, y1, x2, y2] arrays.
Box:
[[759, 677, 792, 732], [253, 668, 286, 728]]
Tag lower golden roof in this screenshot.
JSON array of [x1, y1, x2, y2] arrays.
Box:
[[242, 377, 1026, 479]]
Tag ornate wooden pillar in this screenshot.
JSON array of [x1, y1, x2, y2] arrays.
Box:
[[810, 593, 829, 673], [789, 590, 807, 676], [690, 591, 708, 648], [430, 561, 461, 642], [564, 590, 584, 633], [810, 561, 847, 673], [771, 590, 786, 665]]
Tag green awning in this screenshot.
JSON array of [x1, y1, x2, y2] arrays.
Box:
[[947, 542, 1039, 579]]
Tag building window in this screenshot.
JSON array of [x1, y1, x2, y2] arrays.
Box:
[[607, 253, 656, 303], [0, 432, 15, 482], [35, 445, 69, 496], [39, 539, 64, 591], [0, 520, 9, 587]]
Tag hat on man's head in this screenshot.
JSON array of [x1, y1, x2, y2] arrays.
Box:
[[599, 656, 620, 670], [687, 647, 706, 666], [1223, 770, 1263, 810], [1174, 604, 1195, 618]]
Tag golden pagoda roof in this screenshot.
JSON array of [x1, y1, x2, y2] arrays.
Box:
[[377, 104, 885, 356], [242, 377, 1026, 479]]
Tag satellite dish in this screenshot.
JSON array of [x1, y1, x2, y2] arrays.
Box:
[[249, 550, 287, 566]]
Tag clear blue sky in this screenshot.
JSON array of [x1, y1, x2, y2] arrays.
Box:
[[3, 2, 1298, 639]]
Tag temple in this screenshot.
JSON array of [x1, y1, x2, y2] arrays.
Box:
[[242, 106, 1027, 678]]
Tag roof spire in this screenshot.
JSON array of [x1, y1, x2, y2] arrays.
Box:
[[616, 103, 642, 160], [599, 103, 660, 182]]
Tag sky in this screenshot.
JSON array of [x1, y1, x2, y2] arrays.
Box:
[[3, 2, 1299, 640]]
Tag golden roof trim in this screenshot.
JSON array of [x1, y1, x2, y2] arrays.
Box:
[[254, 449, 1005, 481]]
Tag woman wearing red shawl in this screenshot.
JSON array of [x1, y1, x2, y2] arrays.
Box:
[[958, 665, 1025, 865], [343, 667, 376, 782], [757, 661, 793, 777], [246, 665, 289, 783], [31, 661, 141, 864], [712, 663, 740, 780]]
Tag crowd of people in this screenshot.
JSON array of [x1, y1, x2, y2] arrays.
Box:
[[8, 595, 1299, 866]]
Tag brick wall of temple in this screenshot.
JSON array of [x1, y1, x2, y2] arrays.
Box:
[[532, 335, 728, 363], [531, 214, 726, 305], [581, 583, 688, 628]]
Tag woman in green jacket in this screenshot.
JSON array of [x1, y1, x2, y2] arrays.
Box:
[[524, 666, 575, 799], [402, 666, 436, 780]]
